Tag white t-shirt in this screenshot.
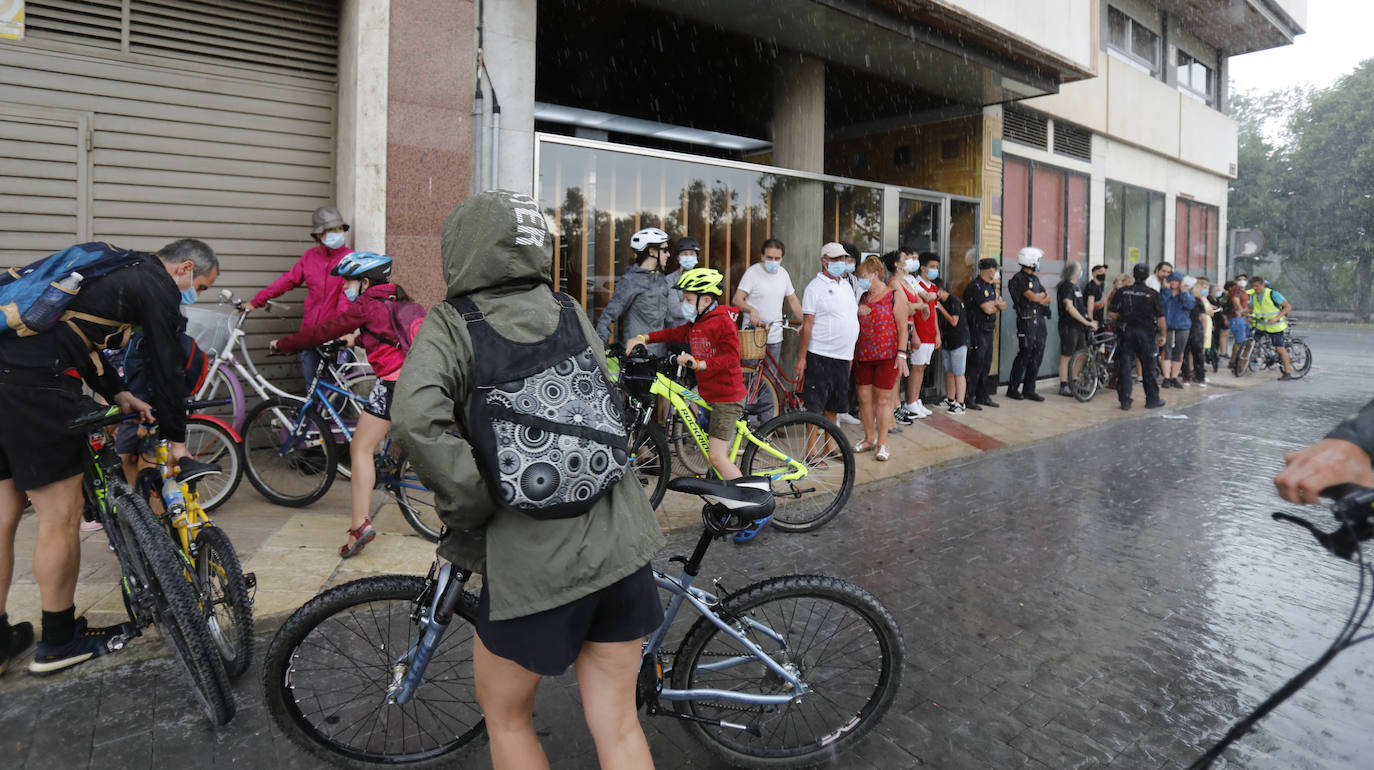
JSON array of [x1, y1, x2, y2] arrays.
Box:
[[802, 272, 860, 361], [736, 262, 796, 344], [1145, 274, 1161, 292]]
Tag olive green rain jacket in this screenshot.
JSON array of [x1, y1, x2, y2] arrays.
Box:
[[392, 190, 666, 621]]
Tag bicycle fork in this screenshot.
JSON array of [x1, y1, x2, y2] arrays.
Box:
[[388, 561, 469, 705]]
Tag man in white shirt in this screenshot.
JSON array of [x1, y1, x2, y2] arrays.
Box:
[[797, 242, 861, 436], [1145, 261, 1172, 293], [733, 238, 803, 375]]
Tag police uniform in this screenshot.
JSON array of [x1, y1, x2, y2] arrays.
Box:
[[1108, 280, 1165, 408], [962, 274, 999, 405], [1006, 268, 1050, 397]]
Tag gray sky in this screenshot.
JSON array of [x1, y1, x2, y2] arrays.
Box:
[[1228, 1, 1373, 94]]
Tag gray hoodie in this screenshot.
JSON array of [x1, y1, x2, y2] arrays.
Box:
[[595, 263, 673, 351], [392, 190, 665, 621]]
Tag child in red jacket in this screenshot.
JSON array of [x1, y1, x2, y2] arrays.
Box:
[[630, 268, 745, 481]]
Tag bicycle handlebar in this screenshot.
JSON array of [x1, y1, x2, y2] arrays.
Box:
[[1272, 484, 1374, 561], [66, 398, 233, 432]]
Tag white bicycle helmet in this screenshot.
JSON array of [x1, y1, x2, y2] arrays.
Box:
[[1016, 246, 1044, 268], [630, 227, 670, 253]]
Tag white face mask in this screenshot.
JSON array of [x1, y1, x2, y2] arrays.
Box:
[[1237, 279, 1248, 289], [322, 231, 346, 249], [904, 258, 920, 273]]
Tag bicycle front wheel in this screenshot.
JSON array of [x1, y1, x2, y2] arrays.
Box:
[[1232, 339, 1254, 377], [263, 575, 485, 769], [194, 525, 254, 678], [185, 416, 243, 512], [630, 421, 671, 509], [389, 454, 443, 542], [1068, 350, 1098, 402], [243, 397, 338, 507], [1287, 338, 1312, 378], [120, 492, 236, 726], [671, 575, 904, 768], [740, 411, 854, 532]]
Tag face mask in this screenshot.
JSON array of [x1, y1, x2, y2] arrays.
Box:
[[763, 260, 781, 274], [857, 277, 872, 290], [344, 287, 360, 302], [844, 262, 857, 274], [926, 267, 939, 281], [678, 255, 698, 271], [322, 232, 346, 249], [904, 258, 920, 273], [1094, 274, 1106, 283], [680, 301, 698, 322], [180, 287, 199, 306], [825, 260, 847, 278], [1237, 279, 1248, 289], [992, 270, 1001, 282]]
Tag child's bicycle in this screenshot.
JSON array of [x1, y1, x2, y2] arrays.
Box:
[[70, 405, 236, 726], [128, 401, 256, 679], [240, 342, 442, 541], [616, 348, 854, 532], [262, 475, 904, 769]]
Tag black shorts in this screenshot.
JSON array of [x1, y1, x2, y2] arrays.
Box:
[[476, 563, 663, 676], [1059, 324, 1087, 355], [802, 353, 851, 414], [0, 369, 101, 491], [363, 379, 395, 420]]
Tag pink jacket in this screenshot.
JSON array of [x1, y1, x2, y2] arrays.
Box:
[[252, 244, 353, 331], [274, 283, 406, 380]]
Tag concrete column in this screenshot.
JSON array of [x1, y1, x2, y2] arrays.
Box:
[[1215, 49, 1229, 113], [770, 54, 825, 263], [336, 0, 389, 253], [484, 0, 537, 195]]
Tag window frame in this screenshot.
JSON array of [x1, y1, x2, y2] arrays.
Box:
[[1176, 49, 1216, 105], [1104, 178, 1166, 277], [1106, 5, 1161, 75]]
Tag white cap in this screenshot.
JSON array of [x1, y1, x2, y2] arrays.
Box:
[[821, 242, 847, 259]]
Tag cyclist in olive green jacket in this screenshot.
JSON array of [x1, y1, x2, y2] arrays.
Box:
[[393, 190, 665, 770]]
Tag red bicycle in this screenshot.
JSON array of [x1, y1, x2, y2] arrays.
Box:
[[740, 320, 805, 425]]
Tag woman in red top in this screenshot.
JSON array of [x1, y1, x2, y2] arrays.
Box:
[[853, 257, 910, 461], [630, 268, 745, 481]]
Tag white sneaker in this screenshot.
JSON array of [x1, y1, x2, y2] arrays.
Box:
[[912, 400, 933, 417], [837, 412, 861, 425]]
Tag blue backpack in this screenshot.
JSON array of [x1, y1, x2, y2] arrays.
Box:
[[0, 242, 146, 338]]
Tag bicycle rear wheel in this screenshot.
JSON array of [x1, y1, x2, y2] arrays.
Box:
[[739, 411, 854, 533], [630, 421, 670, 508], [243, 396, 338, 507], [194, 525, 254, 678], [1287, 338, 1312, 378], [263, 575, 485, 769], [120, 492, 236, 726], [185, 416, 243, 512], [388, 454, 443, 542], [1068, 350, 1098, 402], [671, 575, 903, 769]]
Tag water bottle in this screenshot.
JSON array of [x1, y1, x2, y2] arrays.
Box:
[[21, 271, 83, 332]]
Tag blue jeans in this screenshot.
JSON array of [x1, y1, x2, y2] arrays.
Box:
[[1229, 317, 1250, 344], [300, 348, 322, 386]]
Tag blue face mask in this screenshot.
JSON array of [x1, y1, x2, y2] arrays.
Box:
[[322, 232, 346, 249], [857, 277, 872, 290], [825, 260, 847, 278], [681, 301, 698, 322], [344, 287, 360, 302], [845, 262, 857, 274], [180, 287, 198, 306], [926, 267, 939, 280], [763, 260, 781, 274], [678, 255, 698, 271]]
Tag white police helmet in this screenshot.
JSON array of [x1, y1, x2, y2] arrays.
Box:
[[1016, 246, 1044, 268]]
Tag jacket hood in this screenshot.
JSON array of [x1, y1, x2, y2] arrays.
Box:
[[361, 282, 396, 300], [441, 190, 551, 299]]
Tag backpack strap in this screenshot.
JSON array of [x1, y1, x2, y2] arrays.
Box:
[[446, 295, 485, 323], [60, 310, 133, 376], [553, 292, 578, 310]]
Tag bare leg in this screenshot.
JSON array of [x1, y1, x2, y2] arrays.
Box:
[[1277, 345, 1292, 374], [874, 385, 893, 445], [474, 634, 550, 770], [707, 436, 742, 480], [0, 479, 26, 617], [347, 413, 390, 546], [28, 475, 84, 613], [906, 364, 926, 405], [954, 374, 967, 404], [575, 639, 656, 770], [856, 384, 876, 446], [1058, 354, 1071, 386], [943, 369, 955, 401]]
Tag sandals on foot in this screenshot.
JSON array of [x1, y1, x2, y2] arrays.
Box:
[[875, 445, 890, 462], [340, 518, 376, 559], [853, 439, 876, 453]]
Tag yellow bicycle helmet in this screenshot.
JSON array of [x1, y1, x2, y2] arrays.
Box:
[[676, 267, 724, 296]]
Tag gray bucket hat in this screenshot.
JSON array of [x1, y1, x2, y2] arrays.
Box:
[[310, 205, 349, 234]]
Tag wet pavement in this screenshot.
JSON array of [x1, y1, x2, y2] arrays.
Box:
[[3, 325, 1373, 769]]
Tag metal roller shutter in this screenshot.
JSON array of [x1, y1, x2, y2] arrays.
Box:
[[1, 0, 339, 383]]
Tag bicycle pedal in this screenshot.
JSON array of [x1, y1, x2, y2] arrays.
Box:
[[109, 623, 140, 651], [244, 572, 257, 591]]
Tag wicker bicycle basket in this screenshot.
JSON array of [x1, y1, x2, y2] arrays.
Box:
[[737, 326, 769, 360]]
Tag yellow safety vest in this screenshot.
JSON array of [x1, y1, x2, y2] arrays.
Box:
[[1247, 288, 1287, 333]]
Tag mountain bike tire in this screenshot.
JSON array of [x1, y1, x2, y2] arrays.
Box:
[[243, 396, 338, 507], [630, 421, 670, 509], [740, 411, 854, 532], [671, 574, 904, 769], [186, 416, 243, 512], [263, 575, 485, 769], [1068, 350, 1098, 402], [1287, 338, 1312, 378], [391, 453, 443, 542], [120, 491, 236, 726], [193, 525, 254, 678], [1232, 339, 1255, 377]]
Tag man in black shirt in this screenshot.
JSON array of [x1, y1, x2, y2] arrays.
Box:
[[1005, 247, 1052, 401], [1084, 264, 1107, 328], [0, 239, 219, 675], [934, 278, 969, 413], [1107, 263, 1166, 411], [962, 257, 1006, 409], [1056, 261, 1098, 397]]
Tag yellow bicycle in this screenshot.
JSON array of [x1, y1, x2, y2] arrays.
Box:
[[616, 351, 855, 531], [132, 405, 255, 679]]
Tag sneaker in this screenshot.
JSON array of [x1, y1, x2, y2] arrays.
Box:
[[28, 617, 122, 675], [1278, 372, 1296, 381], [892, 407, 914, 425], [948, 402, 966, 415], [937, 397, 956, 410], [1024, 391, 1045, 402], [1144, 399, 1167, 409], [837, 412, 862, 425], [732, 515, 772, 543], [1058, 384, 1074, 397], [1, 620, 34, 676], [79, 519, 103, 533], [910, 400, 933, 417], [976, 398, 1000, 408], [1005, 389, 1024, 401]]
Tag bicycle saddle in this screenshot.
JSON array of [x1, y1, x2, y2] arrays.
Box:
[[668, 476, 775, 520], [176, 457, 222, 485]]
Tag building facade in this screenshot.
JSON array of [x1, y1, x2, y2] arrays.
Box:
[[0, 0, 1304, 386]]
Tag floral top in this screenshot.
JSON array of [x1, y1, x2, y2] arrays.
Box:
[[855, 290, 898, 362]]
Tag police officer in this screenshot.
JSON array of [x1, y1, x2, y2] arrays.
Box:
[[1005, 246, 1052, 401], [962, 257, 1006, 409], [1108, 263, 1167, 411]]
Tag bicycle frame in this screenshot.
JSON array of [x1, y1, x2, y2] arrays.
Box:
[[140, 431, 212, 555]]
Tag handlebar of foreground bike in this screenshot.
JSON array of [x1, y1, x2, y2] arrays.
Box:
[[1272, 484, 1374, 561], [66, 397, 234, 432]]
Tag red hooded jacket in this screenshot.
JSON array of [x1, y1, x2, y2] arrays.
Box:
[[646, 303, 746, 403], [274, 283, 406, 380]]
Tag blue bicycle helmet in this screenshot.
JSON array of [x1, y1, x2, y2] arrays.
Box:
[[331, 251, 393, 283]]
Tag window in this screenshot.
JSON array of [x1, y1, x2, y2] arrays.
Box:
[[1107, 6, 1160, 74], [1105, 180, 1165, 276], [1177, 50, 1216, 104], [1174, 199, 1219, 277]]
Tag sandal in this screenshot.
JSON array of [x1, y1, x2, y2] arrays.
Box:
[[852, 439, 876, 453], [339, 518, 376, 559], [875, 445, 890, 462]]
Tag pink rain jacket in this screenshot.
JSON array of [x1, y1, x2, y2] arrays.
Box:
[[252, 243, 353, 330]]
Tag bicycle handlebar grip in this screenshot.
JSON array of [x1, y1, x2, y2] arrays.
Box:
[[1321, 483, 1368, 501], [67, 406, 135, 431], [184, 397, 231, 412]]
